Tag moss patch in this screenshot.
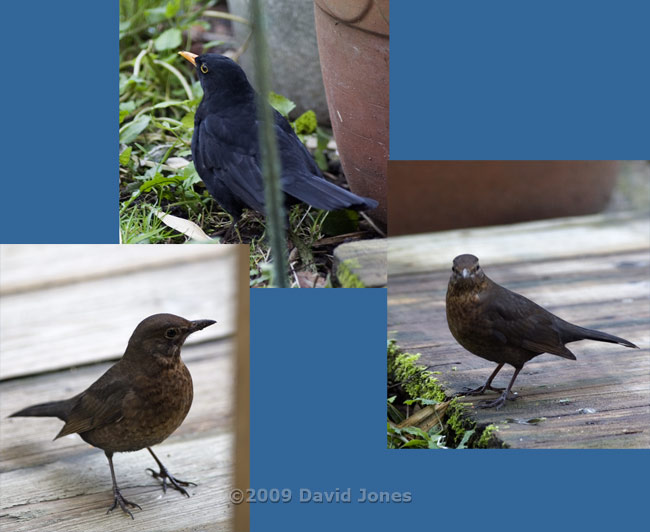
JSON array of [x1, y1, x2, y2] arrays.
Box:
[[336, 258, 365, 288], [476, 424, 502, 448], [387, 340, 507, 449], [388, 341, 445, 403]]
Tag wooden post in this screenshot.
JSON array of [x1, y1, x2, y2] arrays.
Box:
[[233, 244, 250, 531]]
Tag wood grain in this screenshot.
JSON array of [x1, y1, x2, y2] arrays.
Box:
[[0, 245, 238, 379], [334, 239, 387, 288]]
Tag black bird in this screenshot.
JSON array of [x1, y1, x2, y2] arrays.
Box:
[[178, 51, 378, 225], [446, 254, 638, 409], [9, 313, 215, 518]]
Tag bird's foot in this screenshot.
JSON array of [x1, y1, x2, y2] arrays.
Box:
[[146, 466, 197, 497], [107, 487, 142, 519], [458, 384, 505, 397], [478, 391, 518, 410]]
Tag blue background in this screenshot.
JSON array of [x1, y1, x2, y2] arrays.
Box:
[[1, 1, 117, 243], [391, 0, 650, 160]]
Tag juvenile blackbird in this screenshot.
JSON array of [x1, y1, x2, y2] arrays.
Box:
[[10, 313, 215, 518], [445, 254, 638, 409], [178, 51, 378, 226]]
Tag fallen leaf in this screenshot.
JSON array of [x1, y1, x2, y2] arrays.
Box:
[[154, 210, 218, 243]]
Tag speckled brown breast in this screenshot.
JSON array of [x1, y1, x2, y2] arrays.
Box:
[[81, 363, 193, 453]]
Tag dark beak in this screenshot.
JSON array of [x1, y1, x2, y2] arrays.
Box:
[[189, 319, 216, 333], [179, 51, 198, 66]]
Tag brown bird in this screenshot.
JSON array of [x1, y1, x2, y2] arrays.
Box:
[[446, 254, 638, 409], [9, 313, 215, 518]]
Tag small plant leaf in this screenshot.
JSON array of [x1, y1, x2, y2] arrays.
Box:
[[165, 0, 181, 18], [268, 91, 295, 117], [119, 146, 132, 166], [154, 28, 182, 51], [120, 115, 150, 144], [294, 110, 317, 135], [181, 111, 195, 129]]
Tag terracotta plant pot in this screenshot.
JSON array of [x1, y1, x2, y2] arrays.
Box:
[[314, 0, 389, 228], [388, 161, 620, 236]]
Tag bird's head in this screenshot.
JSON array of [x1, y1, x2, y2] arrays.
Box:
[[179, 51, 253, 100], [449, 254, 485, 286], [125, 313, 216, 367]]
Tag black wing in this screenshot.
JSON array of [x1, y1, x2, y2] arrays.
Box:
[[193, 110, 266, 217]]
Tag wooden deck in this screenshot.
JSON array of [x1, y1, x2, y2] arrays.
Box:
[[0, 245, 243, 530], [334, 239, 387, 288], [388, 212, 650, 449]]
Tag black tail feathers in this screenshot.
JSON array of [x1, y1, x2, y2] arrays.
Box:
[[287, 174, 378, 212]]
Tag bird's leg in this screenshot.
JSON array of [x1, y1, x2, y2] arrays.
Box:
[[105, 451, 142, 519], [221, 216, 241, 243], [479, 367, 523, 409], [146, 447, 196, 497], [458, 363, 507, 396]]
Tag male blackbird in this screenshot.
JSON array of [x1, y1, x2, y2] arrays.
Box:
[[445, 254, 638, 409], [178, 51, 378, 225], [10, 313, 215, 518]]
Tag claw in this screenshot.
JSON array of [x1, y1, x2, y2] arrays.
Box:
[[107, 487, 142, 519], [478, 391, 518, 409], [146, 466, 196, 497], [458, 384, 505, 397]]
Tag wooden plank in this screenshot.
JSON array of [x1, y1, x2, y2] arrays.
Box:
[[0, 341, 233, 530], [334, 239, 387, 288], [0, 244, 236, 295], [388, 217, 650, 448], [0, 246, 240, 380], [388, 211, 650, 276]]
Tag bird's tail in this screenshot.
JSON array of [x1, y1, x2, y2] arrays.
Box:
[[9, 399, 73, 422], [287, 174, 378, 212], [569, 324, 638, 349]]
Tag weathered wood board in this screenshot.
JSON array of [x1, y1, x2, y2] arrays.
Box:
[[334, 239, 387, 288], [0, 245, 238, 379], [388, 213, 650, 449]]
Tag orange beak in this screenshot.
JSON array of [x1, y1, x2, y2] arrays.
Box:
[[178, 51, 198, 66]]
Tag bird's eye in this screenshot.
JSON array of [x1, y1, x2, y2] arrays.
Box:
[[165, 328, 179, 339], [200, 63, 209, 74], [476, 265, 481, 271]]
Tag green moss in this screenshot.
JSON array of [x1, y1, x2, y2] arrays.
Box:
[[387, 340, 445, 402], [476, 424, 501, 448], [444, 399, 475, 446], [336, 259, 366, 288], [387, 340, 506, 449]]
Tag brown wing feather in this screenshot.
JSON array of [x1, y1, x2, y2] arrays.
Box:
[[54, 365, 130, 439], [487, 283, 577, 360]]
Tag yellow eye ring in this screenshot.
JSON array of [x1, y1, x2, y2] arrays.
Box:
[[200, 64, 209, 74]]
